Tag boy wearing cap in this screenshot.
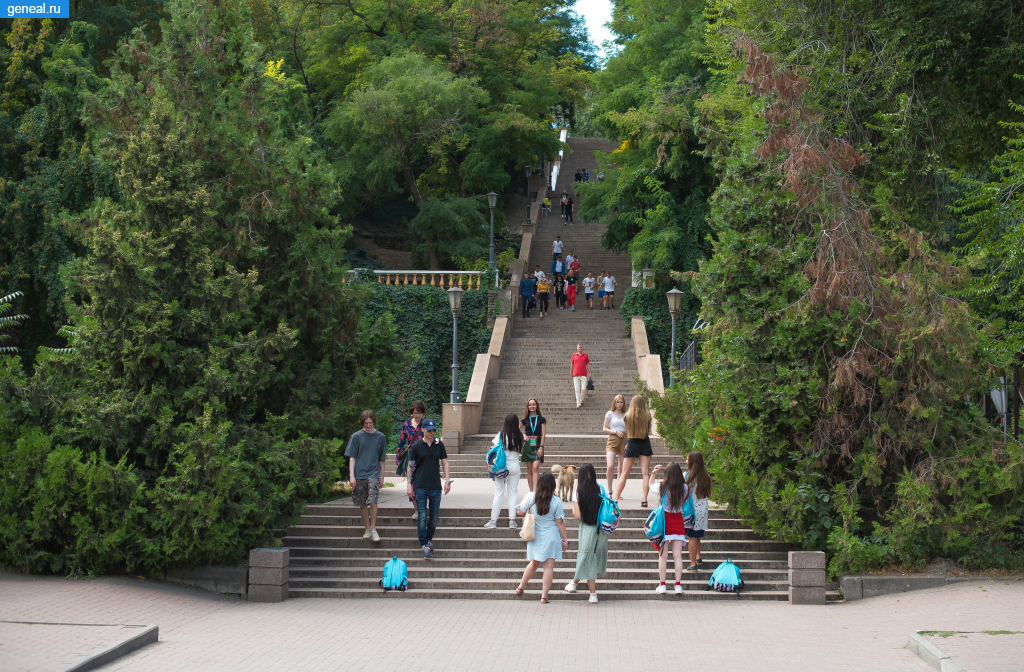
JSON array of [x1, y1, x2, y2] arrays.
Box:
[[346, 409, 388, 542], [406, 419, 451, 557]]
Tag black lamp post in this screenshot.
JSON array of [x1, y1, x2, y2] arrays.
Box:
[[666, 287, 684, 387], [487, 192, 498, 270], [448, 285, 463, 403], [525, 165, 532, 230]]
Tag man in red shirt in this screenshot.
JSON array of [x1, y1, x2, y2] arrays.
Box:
[[570, 342, 593, 409]]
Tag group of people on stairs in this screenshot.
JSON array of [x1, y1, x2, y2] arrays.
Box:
[[517, 237, 618, 318]]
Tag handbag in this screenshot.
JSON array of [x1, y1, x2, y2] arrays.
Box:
[[586, 377, 595, 397], [519, 511, 536, 541]]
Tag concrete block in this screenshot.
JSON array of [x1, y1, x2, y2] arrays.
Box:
[[249, 548, 289, 569], [906, 632, 946, 669], [862, 576, 944, 599], [788, 568, 826, 587], [788, 551, 826, 569], [788, 586, 826, 605], [840, 576, 863, 601], [249, 567, 289, 586], [248, 583, 288, 603], [65, 625, 158, 672], [940, 658, 966, 672], [164, 566, 248, 596]]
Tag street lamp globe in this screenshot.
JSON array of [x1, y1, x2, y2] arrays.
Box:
[[666, 287, 685, 318], [525, 165, 532, 178], [447, 285, 463, 317], [487, 192, 498, 210]]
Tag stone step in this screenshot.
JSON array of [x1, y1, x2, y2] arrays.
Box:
[[286, 587, 790, 601], [281, 536, 796, 552], [285, 547, 791, 562], [289, 555, 787, 569], [290, 567, 789, 582], [301, 505, 723, 518], [291, 577, 791, 593], [288, 525, 767, 542]]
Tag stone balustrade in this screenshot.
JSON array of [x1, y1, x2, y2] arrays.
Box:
[[344, 270, 484, 290]]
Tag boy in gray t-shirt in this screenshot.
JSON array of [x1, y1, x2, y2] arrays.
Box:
[[345, 410, 388, 541]]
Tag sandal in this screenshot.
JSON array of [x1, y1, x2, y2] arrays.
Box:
[[640, 501, 649, 508], [515, 586, 524, 595], [540, 598, 549, 604]]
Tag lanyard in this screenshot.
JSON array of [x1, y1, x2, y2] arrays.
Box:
[[528, 414, 539, 435]]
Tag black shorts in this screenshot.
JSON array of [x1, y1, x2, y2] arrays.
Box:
[[685, 528, 705, 538], [624, 437, 653, 458]]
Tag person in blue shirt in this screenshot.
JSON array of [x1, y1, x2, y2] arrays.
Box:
[[519, 274, 535, 318], [550, 254, 565, 279]]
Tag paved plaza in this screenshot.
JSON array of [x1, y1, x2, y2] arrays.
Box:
[[2, 571, 1022, 671]]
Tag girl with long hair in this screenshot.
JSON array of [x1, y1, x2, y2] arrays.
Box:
[[396, 401, 426, 518], [564, 463, 607, 603], [649, 463, 689, 593], [484, 413, 524, 529], [602, 395, 627, 492], [684, 450, 712, 570], [514, 472, 568, 603], [520, 398, 547, 491], [612, 395, 653, 506]]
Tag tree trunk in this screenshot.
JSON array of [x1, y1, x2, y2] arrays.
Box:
[[427, 233, 442, 270]]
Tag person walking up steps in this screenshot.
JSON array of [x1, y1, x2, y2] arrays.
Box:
[[649, 463, 689, 593], [685, 450, 712, 571], [396, 401, 426, 519], [565, 270, 578, 311], [521, 398, 547, 491], [570, 343, 592, 409], [565, 194, 575, 223], [537, 275, 551, 319], [612, 395, 653, 506], [519, 273, 534, 318], [582, 272, 596, 310], [485, 413, 523, 529], [602, 273, 616, 309], [406, 419, 451, 558], [560, 190, 569, 220], [514, 472, 569, 603], [602, 395, 627, 492], [564, 463, 608, 603], [346, 410, 387, 542]]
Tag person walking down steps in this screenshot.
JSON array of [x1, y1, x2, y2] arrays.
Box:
[[519, 273, 534, 318], [406, 419, 451, 558], [485, 413, 523, 529], [570, 343, 592, 409], [565, 270, 578, 311], [345, 410, 387, 542], [396, 401, 426, 520]]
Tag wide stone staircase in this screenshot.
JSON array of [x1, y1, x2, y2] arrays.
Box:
[[284, 506, 793, 600], [279, 137, 818, 601]]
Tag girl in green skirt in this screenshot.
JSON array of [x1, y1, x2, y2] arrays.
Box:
[[564, 463, 607, 603]]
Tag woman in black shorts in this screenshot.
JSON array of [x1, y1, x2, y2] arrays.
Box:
[[612, 395, 653, 506]]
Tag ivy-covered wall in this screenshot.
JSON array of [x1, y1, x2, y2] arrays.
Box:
[[620, 286, 701, 380], [364, 284, 492, 445]]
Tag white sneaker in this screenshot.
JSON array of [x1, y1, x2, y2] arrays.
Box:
[[508, 520, 518, 529], [370, 529, 380, 542], [589, 593, 598, 604], [655, 584, 667, 594], [483, 520, 497, 529], [675, 584, 683, 594], [564, 581, 577, 593], [362, 529, 372, 539]]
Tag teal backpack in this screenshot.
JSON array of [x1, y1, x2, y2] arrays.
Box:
[[596, 485, 621, 534], [380, 556, 408, 592], [706, 558, 744, 592], [486, 437, 508, 479], [643, 504, 666, 552]]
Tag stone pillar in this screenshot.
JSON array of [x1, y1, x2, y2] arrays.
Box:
[[248, 548, 289, 603], [788, 551, 826, 605]]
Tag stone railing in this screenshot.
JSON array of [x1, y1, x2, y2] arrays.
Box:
[[630, 316, 665, 436], [345, 270, 484, 290]]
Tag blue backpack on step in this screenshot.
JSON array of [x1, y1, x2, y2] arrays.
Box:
[[644, 505, 666, 552], [486, 437, 508, 479], [706, 558, 744, 592], [381, 556, 408, 591], [596, 485, 621, 534]]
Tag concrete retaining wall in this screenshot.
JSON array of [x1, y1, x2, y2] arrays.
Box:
[[841, 574, 1023, 601]]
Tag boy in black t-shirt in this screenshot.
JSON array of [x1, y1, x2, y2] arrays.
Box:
[[405, 419, 451, 557]]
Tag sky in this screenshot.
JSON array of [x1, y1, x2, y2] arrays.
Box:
[[572, 0, 616, 61]]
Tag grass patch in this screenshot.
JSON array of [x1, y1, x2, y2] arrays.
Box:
[[920, 631, 957, 638], [983, 630, 1019, 635]]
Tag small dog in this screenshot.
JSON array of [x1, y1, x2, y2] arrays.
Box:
[[555, 465, 575, 502]]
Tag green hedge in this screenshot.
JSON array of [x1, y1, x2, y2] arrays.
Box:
[[620, 286, 700, 381], [365, 284, 492, 442]]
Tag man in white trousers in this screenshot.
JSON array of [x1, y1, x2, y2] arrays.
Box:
[[570, 342, 592, 409]]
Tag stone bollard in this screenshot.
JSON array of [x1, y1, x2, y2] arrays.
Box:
[[788, 551, 826, 605], [248, 548, 289, 603]]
